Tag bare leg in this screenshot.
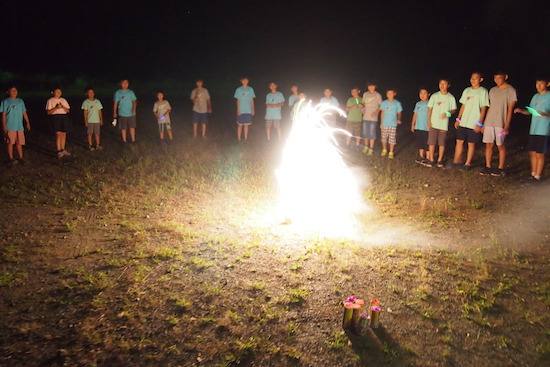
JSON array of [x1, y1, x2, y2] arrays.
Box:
[[437, 145, 445, 162], [355, 136, 360, 146], [60, 132, 67, 150], [485, 142, 494, 168], [497, 144, 506, 169], [382, 141, 388, 151], [389, 143, 395, 153], [465, 142, 476, 166], [129, 127, 136, 142], [159, 131, 164, 140], [202, 124, 207, 137], [243, 125, 249, 140], [535, 153, 545, 177], [121, 129, 127, 143], [95, 134, 101, 146], [167, 130, 173, 140], [237, 124, 243, 140], [7, 143, 14, 159], [87, 134, 93, 147], [453, 139, 464, 163], [369, 139, 375, 149], [266, 127, 271, 141], [529, 151, 537, 174], [193, 123, 198, 138], [56, 131, 63, 151], [428, 145, 436, 161], [276, 127, 281, 140], [16, 143, 23, 158], [419, 149, 425, 158]]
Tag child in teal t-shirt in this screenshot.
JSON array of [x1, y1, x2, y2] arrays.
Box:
[[411, 88, 430, 163], [265, 82, 285, 141], [1, 86, 31, 164], [379, 89, 403, 159], [426, 78, 457, 167], [234, 77, 256, 141], [81, 87, 104, 151], [514, 78, 550, 181]]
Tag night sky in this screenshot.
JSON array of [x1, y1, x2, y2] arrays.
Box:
[[2, 0, 549, 108]]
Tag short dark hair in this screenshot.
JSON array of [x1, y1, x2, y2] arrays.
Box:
[[84, 86, 94, 93], [51, 86, 62, 93], [535, 76, 549, 83], [438, 77, 451, 84], [386, 88, 397, 93], [471, 71, 483, 78], [366, 81, 377, 87], [494, 71, 507, 77]]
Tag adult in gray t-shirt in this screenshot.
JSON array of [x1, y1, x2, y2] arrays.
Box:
[[484, 85, 517, 128]]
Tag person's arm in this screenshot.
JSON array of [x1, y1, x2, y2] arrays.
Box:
[[113, 101, 118, 118], [1, 111, 7, 134], [411, 112, 417, 132], [132, 100, 137, 116], [83, 109, 89, 127], [474, 106, 488, 132], [454, 104, 466, 129], [503, 100, 516, 134], [99, 110, 103, 126], [236, 98, 241, 116], [251, 98, 255, 116], [380, 110, 385, 128], [207, 98, 212, 113], [397, 111, 402, 125], [428, 107, 433, 130], [46, 101, 58, 115], [22, 111, 30, 131], [346, 101, 354, 111]]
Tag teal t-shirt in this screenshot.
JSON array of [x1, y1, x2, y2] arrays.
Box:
[[529, 92, 550, 136], [265, 92, 285, 120], [459, 87, 489, 129], [380, 99, 403, 127], [81, 98, 103, 123], [346, 97, 363, 122], [428, 91, 457, 131], [320, 96, 339, 108], [413, 101, 429, 131], [0, 98, 27, 131], [114, 89, 137, 117], [288, 94, 298, 108], [234, 86, 256, 114]]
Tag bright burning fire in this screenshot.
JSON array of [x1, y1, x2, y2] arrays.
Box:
[[276, 101, 364, 236]]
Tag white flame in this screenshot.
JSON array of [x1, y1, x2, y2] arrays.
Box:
[[276, 100, 364, 236]]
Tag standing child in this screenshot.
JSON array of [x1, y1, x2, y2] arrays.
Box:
[[190, 79, 212, 139], [46, 87, 71, 158], [153, 91, 173, 141], [234, 77, 255, 141], [320, 88, 340, 123], [411, 88, 430, 163], [1, 87, 31, 165], [379, 88, 403, 159], [292, 92, 307, 118], [426, 78, 457, 167], [480, 72, 517, 176], [81, 87, 104, 151], [288, 85, 299, 120], [361, 82, 383, 155], [345, 87, 364, 148], [452, 73, 489, 170], [113, 79, 137, 144], [265, 82, 285, 141], [514, 78, 550, 181]]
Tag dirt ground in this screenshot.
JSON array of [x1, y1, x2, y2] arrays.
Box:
[[0, 109, 549, 367]]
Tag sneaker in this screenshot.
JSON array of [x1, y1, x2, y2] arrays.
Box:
[[423, 160, 435, 168], [88, 146, 95, 151], [388, 152, 394, 159], [367, 148, 373, 156], [480, 166, 492, 176], [95, 145, 103, 151], [491, 168, 506, 177], [436, 161, 445, 168], [415, 157, 424, 164], [362, 146, 369, 154], [459, 164, 471, 171], [57, 150, 64, 159], [381, 149, 387, 157], [62, 150, 71, 157]]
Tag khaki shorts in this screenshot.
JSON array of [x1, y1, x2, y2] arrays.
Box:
[[118, 115, 136, 130], [7, 131, 25, 145], [482, 126, 506, 146], [87, 123, 101, 135], [266, 119, 281, 129]]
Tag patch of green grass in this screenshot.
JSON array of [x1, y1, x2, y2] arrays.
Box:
[[325, 331, 347, 350], [0, 271, 15, 287], [286, 287, 309, 304], [190, 257, 215, 271], [153, 247, 181, 260]]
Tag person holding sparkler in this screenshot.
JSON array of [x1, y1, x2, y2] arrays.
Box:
[[345, 87, 364, 148]]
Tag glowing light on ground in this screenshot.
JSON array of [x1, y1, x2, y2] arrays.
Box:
[[275, 101, 365, 237]]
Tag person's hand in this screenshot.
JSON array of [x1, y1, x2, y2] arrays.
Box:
[[208, 108, 212, 114], [473, 125, 481, 133], [85, 122, 88, 128], [410, 125, 415, 133], [113, 112, 117, 118], [480, 126, 485, 133], [371, 112, 377, 118], [513, 108, 522, 114], [440, 113, 447, 119], [454, 121, 459, 129], [502, 128, 509, 136], [100, 121, 104, 126], [237, 111, 241, 116], [397, 120, 402, 125], [252, 111, 255, 116]]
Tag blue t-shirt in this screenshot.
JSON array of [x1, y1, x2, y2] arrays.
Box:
[[265, 92, 285, 120], [0, 98, 27, 131], [288, 94, 298, 108], [320, 96, 339, 108], [529, 92, 550, 136], [234, 86, 256, 114], [380, 99, 403, 127], [413, 101, 429, 131], [114, 89, 137, 117]]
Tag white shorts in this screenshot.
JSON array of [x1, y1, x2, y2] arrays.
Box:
[[483, 126, 506, 146]]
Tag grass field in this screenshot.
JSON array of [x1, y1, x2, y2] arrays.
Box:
[[0, 106, 549, 366]]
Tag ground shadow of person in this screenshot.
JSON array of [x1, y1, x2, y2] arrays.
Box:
[[345, 324, 405, 365]]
